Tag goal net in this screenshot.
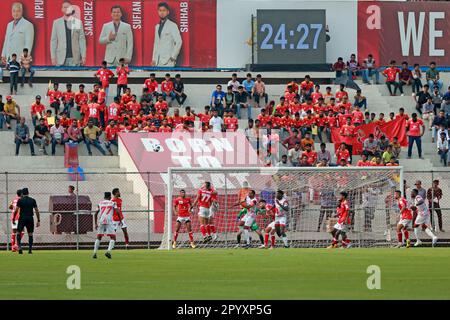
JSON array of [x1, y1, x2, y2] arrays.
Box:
[[160, 166, 403, 250]]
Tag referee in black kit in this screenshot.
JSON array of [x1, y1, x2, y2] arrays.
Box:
[[12, 188, 40, 254]]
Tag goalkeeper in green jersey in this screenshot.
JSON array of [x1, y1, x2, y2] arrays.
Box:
[[235, 200, 268, 248]]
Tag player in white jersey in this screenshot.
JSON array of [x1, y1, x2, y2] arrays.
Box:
[[93, 192, 118, 259], [410, 189, 438, 247], [236, 190, 260, 248], [263, 190, 290, 248]]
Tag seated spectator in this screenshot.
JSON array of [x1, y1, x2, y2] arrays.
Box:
[[437, 124, 449, 141], [302, 143, 317, 166], [252, 74, 268, 108], [378, 135, 390, 153], [50, 118, 65, 156], [353, 89, 367, 110], [14, 117, 35, 156], [276, 154, 291, 167], [143, 73, 159, 100], [20, 48, 35, 88], [362, 54, 380, 84], [30, 95, 45, 127], [398, 61, 413, 96], [104, 120, 119, 155], [47, 82, 63, 115], [422, 97, 435, 128], [0, 95, 5, 129], [33, 118, 50, 155], [228, 73, 240, 92], [386, 157, 399, 166], [235, 86, 251, 120], [335, 83, 348, 102], [62, 84, 75, 117], [242, 73, 255, 96], [224, 111, 238, 132], [437, 132, 449, 166], [316, 158, 329, 167], [67, 119, 83, 143], [442, 95, 450, 118], [426, 61, 443, 93], [444, 86, 450, 101], [346, 53, 362, 80], [288, 142, 302, 167], [282, 129, 301, 150], [300, 75, 314, 95], [413, 84, 432, 115], [390, 137, 402, 159], [363, 134, 379, 157], [430, 110, 447, 143], [301, 131, 314, 150], [382, 145, 394, 164], [332, 57, 346, 82], [161, 73, 175, 104], [210, 84, 226, 117], [224, 85, 236, 114], [431, 86, 443, 114], [84, 120, 106, 156], [317, 143, 332, 165], [298, 154, 312, 167], [3, 96, 20, 130], [173, 74, 187, 107], [336, 143, 350, 164], [0, 57, 4, 83], [382, 60, 401, 96], [357, 153, 370, 166], [209, 109, 224, 133], [412, 63, 423, 94]]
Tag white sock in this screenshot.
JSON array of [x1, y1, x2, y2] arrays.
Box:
[[244, 229, 250, 244], [94, 239, 100, 254], [414, 228, 421, 240], [282, 236, 288, 246], [108, 240, 115, 252], [425, 227, 435, 239]]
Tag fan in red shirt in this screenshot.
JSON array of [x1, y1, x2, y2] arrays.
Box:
[[159, 119, 173, 132], [111, 188, 130, 248], [382, 60, 401, 96], [121, 88, 133, 105], [62, 83, 75, 114], [172, 189, 196, 249], [193, 106, 211, 130], [143, 73, 159, 97], [224, 111, 238, 131], [75, 84, 88, 108], [339, 117, 356, 161], [127, 95, 141, 116], [86, 96, 101, 126], [257, 109, 271, 127], [357, 154, 371, 167], [335, 84, 348, 102], [336, 143, 351, 164], [406, 113, 425, 158], [300, 75, 314, 94], [394, 190, 412, 248], [352, 106, 364, 126], [30, 96, 45, 126], [284, 86, 297, 105], [95, 61, 114, 90], [302, 144, 318, 166], [183, 107, 196, 127], [310, 85, 323, 104], [47, 83, 63, 114], [116, 58, 130, 97], [193, 181, 218, 242], [105, 120, 120, 154], [395, 107, 409, 122], [155, 95, 169, 113], [328, 191, 351, 249], [161, 73, 174, 100], [107, 97, 122, 122]]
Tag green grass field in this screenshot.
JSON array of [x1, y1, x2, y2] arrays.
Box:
[[1, 248, 450, 300]]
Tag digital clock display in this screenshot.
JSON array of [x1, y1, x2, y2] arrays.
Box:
[[257, 10, 326, 64]]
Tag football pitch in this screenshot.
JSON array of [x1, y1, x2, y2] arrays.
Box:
[[1, 248, 450, 300]]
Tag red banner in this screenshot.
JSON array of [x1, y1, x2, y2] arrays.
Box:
[[331, 118, 408, 156], [0, 0, 216, 68], [358, 1, 450, 66]]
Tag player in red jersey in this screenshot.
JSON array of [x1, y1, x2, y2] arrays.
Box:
[[192, 181, 218, 242], [172, 189, 196, 249], [327, 191, 351, 249], [111, 188, 129, 249], [93, 192, 118, 259], [394, 190, 412, 248], [9, 189, 23, 252]]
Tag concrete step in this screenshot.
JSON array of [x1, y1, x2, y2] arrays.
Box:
[[0, 155, 119, 170]]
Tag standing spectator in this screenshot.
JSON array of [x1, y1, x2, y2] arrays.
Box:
[[95, 60, 114, 98], [7, 53, 20, 95], [413, 84, 432, 115], [208, 109, 224, 133], [210, 84, 226, 117], [332, 57, 346, 83], [83, 120, 106, 156], [427, 180, 444, 232], [116, 58, 129, 98], [398, 61, 412, 96], [252, 74, 268, 108], [235, 86, 251, 119], [346, 53, 361, 80], [362, 54, 380, 84], [422, 97, 435, 129], [227, 73, 240, 92], [414, 180, 427, 199], [173, 74, 187, 107], [33, 117, 50, 155], [406, 113, 425, 159], [161, 73, 175, 103], [15, 117, 35, 156], [288, 142, 302, 167], [3, 96, 20, 130], [47, 82, 63, 115], [437, 132, 449, 166], [50, 118, 65, 156], [411, 63, 423, 94], [30, 95, 45, 127], [382, 60, 400, 96], [19, 48, 34, 88], [432, 110, 448, 143], [426, 61, 443, 93], [339, 117, 355, 162]]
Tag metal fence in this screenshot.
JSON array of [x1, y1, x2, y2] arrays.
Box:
[[1, 170, 449, 250]]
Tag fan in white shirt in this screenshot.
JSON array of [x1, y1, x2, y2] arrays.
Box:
[[209, 110, 224, 132]]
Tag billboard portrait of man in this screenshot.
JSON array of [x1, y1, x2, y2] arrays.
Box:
[[1, 2, 34, 61], [99, 5, 133, 66], [152, 2, 182, 67], [50, 1, 87, 66]]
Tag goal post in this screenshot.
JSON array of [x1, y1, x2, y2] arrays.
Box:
[[162, 166, 404, 250]]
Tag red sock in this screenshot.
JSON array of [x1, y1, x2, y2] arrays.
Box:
[[173, 232, 178, 241], [210, 225, 216, 234], [332, 238, 338, 245], [345, 239, 350, 244], [206, 225, 211, 235], [403, 230, 409, 240], [264, 233, 269, 246], [271, 235, 276, 246], [124, 234, 129, 245], [397, 231, 403, 242], [11, 233, 15, 247], [188, 232, 194, 242], [200, 225, 207, 237]]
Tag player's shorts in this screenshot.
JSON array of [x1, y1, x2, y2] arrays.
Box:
[[97, 223, 116, 236], [267, 221, 276, 230], [274, 216, 287, 227], [398, 219, 412, 229], [244, 215, 256, 228], [17, 217, 34, 233], [11, 220, 19, 230], [113, 219, 127, 230], [176, 216, 191, 224], [210, 203, 218, 218], [334, 222, 348, 233], [251, 222, 259, 232], [414, 214, 430, 226], [198, 207, 211, 218]]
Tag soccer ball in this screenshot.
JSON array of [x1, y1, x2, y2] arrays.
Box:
[[153, 144, 161, 152]]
